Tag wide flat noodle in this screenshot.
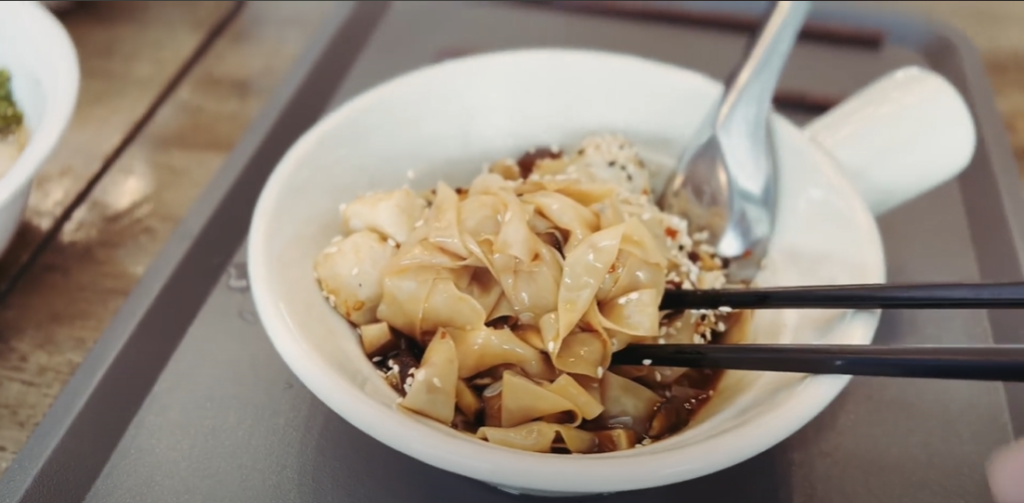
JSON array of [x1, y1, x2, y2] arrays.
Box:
[[315, 230, 397, 326], [393, 239, 477, 270], [539, 308, 612, 377], [619, 217, 667, 267], [376, 267, 441, 337], [501, 371, 581, 428], [420, 278, 487, 335], [488, 294, 518, 323], [597, 249, 665, 303], [477, 422, 599, 454], [598, 288, 661, 336], [553, 330, 609, 378], [521, 191, 598, 253], [544, 374, 604, 420], [458, 193, 504, 243], [595, 371, 663, 435], [489, 242, 562, 322], [460, 268, 504, 319], [400, 329, 459, 424], [557, 224, 625, 341], [428, 182, 470, 257], [341, 187, 427, 244], [493, 190, 544, 262], [448, 327, 557, 380]]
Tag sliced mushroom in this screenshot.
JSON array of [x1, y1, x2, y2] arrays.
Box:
[[382, 349, 421, 396], [482, 380, 503, 427], [594, 429, 638, 453], [647, 396, 692, 439]]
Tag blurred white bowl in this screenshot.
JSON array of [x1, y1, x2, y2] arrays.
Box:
[[0, 1, 80, 255]]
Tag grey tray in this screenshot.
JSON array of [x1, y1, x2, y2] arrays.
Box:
[[3, 2, 1023, 502]]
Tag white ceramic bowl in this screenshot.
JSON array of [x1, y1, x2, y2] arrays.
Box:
[[248, 49, 975, 496], [0, 1, 80, 255]]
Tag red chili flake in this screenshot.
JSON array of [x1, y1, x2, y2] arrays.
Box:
[[664, 227, 679, 240]]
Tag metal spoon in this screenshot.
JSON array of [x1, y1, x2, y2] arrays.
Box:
[[659, 1, 812, 281]]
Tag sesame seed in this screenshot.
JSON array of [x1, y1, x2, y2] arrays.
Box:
[[655, 372, 662, 382], [325, 246, 338, 254], [433, 377, 442, 387], [719, 306, 733, 312], [331, 236, 342, 244], [372, 356, 383, 362], [716, 322, 726, 332], [641, 438, 653, 446], [596, 367, 604, 378], [327, 295, 336, 308], [548, 341, 555, 353], [351, 267, 359, 275], [386, 238, 397, 247], [642, 359, 652, 366], [396, 397, 403, 404]]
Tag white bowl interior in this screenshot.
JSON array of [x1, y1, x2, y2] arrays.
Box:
[[249, 49, 886, 494], [0, 1, 80, 198]]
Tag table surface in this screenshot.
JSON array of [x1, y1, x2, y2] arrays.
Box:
[[0, 0, 1021, 473]]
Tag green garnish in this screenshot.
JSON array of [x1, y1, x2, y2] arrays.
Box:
[[0, 69, 24, 137]]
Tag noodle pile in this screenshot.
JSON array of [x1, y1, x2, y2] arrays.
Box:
[[314, 134, 742, 454]]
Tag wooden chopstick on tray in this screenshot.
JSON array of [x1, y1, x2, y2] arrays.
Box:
[[524, 1, 885, 48]]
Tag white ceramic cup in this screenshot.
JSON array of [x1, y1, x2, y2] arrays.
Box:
[[0, 1, 80, 256], [248, 49, 975, 496]]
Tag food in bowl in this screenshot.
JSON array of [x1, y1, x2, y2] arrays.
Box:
[[313, 134, 746, 454], [0, 69, 28, 178]]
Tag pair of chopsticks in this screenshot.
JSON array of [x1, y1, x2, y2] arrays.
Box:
[[609, 282, 1024, 382]]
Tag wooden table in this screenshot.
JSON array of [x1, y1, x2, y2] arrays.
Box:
[[0, 0, 1021, 472]]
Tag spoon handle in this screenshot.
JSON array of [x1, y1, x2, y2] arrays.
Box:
[[660, 282, 1024, 310], [611, 344, 1024, 382], [718, 1, 812, 129]]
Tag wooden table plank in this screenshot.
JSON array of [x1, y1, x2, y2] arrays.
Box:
[[985, 54, 1024, 171], [0, 1, 239, 295], [0, 0, 333, 471]]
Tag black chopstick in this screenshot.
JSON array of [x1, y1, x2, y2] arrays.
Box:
[[611, 343, 1024, 382], [660, 282, 1024, 311]]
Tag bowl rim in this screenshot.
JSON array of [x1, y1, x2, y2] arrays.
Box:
[[0, 1, 81, 204], [248, 47, 883, 493]]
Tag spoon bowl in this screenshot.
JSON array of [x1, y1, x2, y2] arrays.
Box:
[[660, 1, 812, 279]]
